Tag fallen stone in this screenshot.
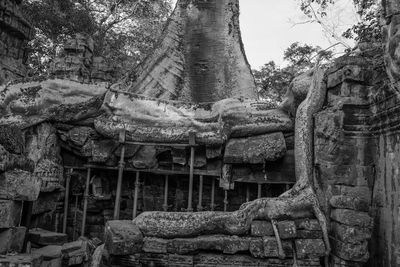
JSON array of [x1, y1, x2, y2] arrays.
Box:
[[223, 132, 287, 164], [250, 221, 274, 237], [330, 237, 369, 262], [32, 245, 62, 260], [0, 227, 27, 254], [28, 228, 68, 246], [104, 220, 143, 255], [130, 146, 157, 169], [0, 169, 41, 201], [295, 239, 326, 259], [330, 209, 373, 228], [331, 222, 371, 244], [62, 240, 90, 266], [277, 220, 297, 239], [330, 195, 369, 212], [0, 254, 43, 267], [0, 200, 22, 228]]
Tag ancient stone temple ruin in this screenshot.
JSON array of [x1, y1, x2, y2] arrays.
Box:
[[0, 0, 400, 266]]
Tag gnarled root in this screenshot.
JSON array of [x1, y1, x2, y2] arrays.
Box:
[[133, 64, 331, 257]]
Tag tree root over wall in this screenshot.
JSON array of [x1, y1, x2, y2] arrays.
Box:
[[133, 67, 331, 259]]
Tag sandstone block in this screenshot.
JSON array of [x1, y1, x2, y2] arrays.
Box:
[[104, 220, 143, 255], [0, 227, 26, 254], [277, 220, 297, 239], [224, 132, 286, 164], [167, 235, 253, 255], [330, 238, 369, 262], [0, 254, 43, 267], [0, 170, 41, 201], [331, 209, 373, 228], [330, 195, 369, 212], [28, 228, 67, 246], [295, 239, 326, 259], [250, 237, 292, 258], [62, 240, 90, 266], [32, 245, 62, 260], [296, 230, 323, 239], [331, 222, 371, 244], [295, 219, 322, 231], [330, 254, 364, 266], [250, 221, 274, 237], [143, 237, 168, 253], [194, 253, 259, 266], [0, 200, 22, 228]]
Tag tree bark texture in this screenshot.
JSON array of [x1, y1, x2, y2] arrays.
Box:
[[119, 0, 257, 103]]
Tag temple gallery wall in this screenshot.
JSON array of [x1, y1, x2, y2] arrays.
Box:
[[0, 0, 400, 266]]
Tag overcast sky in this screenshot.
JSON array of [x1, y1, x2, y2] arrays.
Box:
[[170, 0, 358, 69]]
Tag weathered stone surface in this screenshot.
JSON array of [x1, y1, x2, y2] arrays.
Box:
[[32, 245, 62, 260], [295, 219, 321, 231], [331, 209, 373, 228], [295, 239, 326, 259], [330, 222, 371, 244], [276, 220, 297, 239], [0, 227, 26, 254], [0, 254, 43, 267], [143, 237, 168, 253], [330, 254, 364, 267], [0, 169, 41, 201], [25, 123, 63, 192], [0, 144, 34, 172], [0, 79, 107, 127], [28, 228, 68, 246], [167, 235, 254, 255], [0, 200, 22, 228], [104, 220, 143, 255], [250, 237, 293, 258], [61, 239, 90, 266], [330, 195, 369, 212], [296, 230, 323, 239], [32, 192, 63, 215], [131, 146, 157, 169], [250, 221, 274, 237], [331, 238, 369, 262], [224, 132, 286, 164], [194, 253, 260, 267]]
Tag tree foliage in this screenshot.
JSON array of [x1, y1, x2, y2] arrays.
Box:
[[299, 0, 382, 44], [22, 0, 173, 76], [253, 42, 332, 103]]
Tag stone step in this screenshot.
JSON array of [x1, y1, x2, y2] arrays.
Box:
[[28, 228, 68, 246]]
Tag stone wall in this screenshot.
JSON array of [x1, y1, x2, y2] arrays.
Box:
[[314, 44, 400, 266], [0, 0, 33, 84]]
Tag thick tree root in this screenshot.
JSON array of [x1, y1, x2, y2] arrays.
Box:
[[133, 64, 331, 258]]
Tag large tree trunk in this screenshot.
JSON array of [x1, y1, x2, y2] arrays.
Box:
[[119, 0, 257, 103]]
